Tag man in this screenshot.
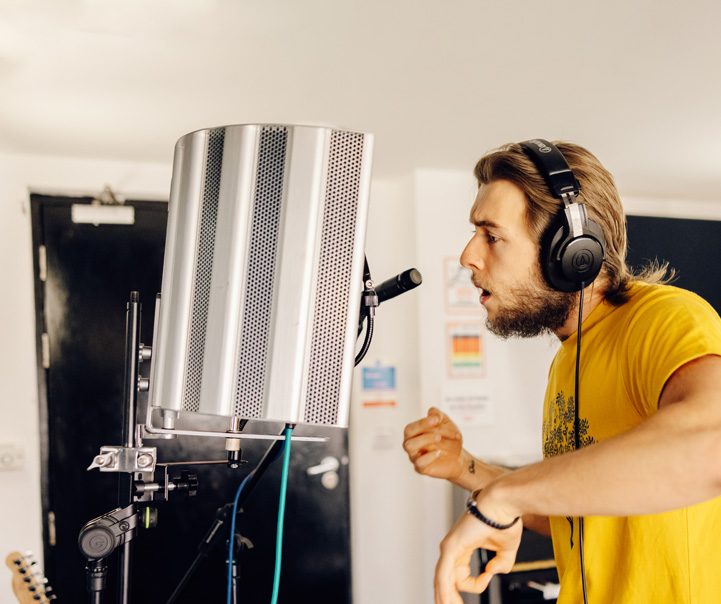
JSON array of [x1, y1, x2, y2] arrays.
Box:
[[403, 141, 721, 604]]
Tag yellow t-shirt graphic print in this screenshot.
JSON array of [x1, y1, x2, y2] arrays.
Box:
[[543, 390, 595, 457], [543, 282, 721, 604]]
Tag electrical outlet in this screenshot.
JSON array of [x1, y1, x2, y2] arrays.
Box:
[[0, 443, 25, 471]]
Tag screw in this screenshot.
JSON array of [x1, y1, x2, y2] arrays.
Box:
[[137, 454, 153, 469]]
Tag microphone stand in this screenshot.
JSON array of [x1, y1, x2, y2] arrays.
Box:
[[78, 292, 146, 604], [79, 291, 302, 603], [79, 262, 417, 602], [117, 292, 142, 604], [165, 430, 287, 604]]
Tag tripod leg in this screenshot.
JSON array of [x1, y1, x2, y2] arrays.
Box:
[[231, 556, 239, 604]]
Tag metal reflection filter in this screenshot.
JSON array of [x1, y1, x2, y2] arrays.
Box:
[[148, 124, 373, 429]]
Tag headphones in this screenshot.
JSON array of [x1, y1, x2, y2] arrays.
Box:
[[519, 139, 606, 293]]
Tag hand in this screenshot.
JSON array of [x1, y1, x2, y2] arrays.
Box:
[[434, 504, 523, 604], [403, 407, 465, 482]]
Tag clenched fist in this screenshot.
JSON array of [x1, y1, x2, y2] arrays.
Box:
[[403, 407, 468, 483]]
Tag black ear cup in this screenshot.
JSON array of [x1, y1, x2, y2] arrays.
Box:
[[520, 139, 606, 293], [542, 210, 606, 292]]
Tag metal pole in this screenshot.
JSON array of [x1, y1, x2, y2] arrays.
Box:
[[118, 291, 141, 604]]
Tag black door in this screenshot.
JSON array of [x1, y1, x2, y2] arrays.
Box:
[[31, 194, 351, 604]]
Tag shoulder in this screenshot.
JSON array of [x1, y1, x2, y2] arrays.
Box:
[[610, 283, 721, 413], [614, 282, 720, 326], [615, 281, 721, 367], [598, 281, 721, 364]]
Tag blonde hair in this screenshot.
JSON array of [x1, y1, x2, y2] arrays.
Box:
[[473, 141, 672, 304]]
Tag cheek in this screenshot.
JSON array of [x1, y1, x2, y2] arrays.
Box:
[[490, 260, 538, 294]]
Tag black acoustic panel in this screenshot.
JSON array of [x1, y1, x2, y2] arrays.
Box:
[[626, 214, 721, 314]]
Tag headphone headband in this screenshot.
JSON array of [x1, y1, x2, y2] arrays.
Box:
[[519, 139, 580, 200]]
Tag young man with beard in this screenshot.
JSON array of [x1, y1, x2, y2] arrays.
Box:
[[402, 141, 721, 604]]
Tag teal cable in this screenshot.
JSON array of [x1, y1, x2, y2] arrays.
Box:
[[271, 426, 293, 604]]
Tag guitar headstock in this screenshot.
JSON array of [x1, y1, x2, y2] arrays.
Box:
[[5, 552, 54, 603]]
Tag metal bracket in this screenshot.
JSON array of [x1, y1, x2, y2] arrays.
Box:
[[87, 446, 157, 473]]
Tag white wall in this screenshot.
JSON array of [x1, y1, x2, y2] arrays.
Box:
[[0, 151, 426, 604], [349, 175, 425, 604]]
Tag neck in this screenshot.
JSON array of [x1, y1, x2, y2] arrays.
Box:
[[554, 279, 607, 341]]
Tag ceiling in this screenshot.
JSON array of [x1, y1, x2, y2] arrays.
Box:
[[1, 0, 721, 199]]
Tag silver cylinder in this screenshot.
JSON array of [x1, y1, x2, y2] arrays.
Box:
[[148, 124, 374, 428]]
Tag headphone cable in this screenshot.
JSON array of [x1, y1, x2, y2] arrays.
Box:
[[575, 286, 589, 604]]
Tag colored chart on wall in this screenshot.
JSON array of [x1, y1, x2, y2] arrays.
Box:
[[446, 322, 485, 378]]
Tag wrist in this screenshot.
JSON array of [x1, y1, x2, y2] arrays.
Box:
[[456, 453, 508, 492], [466, 495, 520, 530], [473, 479, 522, 527], [451, 450, 479, 490]]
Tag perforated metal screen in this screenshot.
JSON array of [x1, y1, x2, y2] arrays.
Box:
[[234, 126, 288, 418], [304, 131, 365, 424], [182, 128, 225, 412]]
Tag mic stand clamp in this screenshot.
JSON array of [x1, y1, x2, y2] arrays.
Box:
[[87, 445, 157, 474], [78, 503, 157, 604], [78, 504, 142, 562], [355, 278, 378, 366], [134, 468, 200, 503]]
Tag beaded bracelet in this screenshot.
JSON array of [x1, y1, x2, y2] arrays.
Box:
[[466, 496, 520, 530]]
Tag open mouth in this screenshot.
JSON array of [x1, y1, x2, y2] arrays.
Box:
[[471, 279, 491, 305]]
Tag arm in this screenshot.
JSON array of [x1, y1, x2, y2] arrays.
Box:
[[435, 354, 721, 603], [403, 407, 551, 535]]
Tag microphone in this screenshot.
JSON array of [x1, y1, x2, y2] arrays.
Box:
[[355, 268, 423, 363], [375, 268, 423, 304]]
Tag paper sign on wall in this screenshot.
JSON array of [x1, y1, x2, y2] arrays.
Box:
[[446, 321, 485, 378], [444, 258, 481, 314], [361, 363, 397, 408], [441, 382, 494, 427]]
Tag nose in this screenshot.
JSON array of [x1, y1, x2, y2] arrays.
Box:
[[460, 235, 483, 272]]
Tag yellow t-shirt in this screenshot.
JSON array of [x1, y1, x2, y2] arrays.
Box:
[[543, 282, 721, 604]]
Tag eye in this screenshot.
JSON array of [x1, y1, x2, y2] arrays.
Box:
[[486, 232, 500, 244]]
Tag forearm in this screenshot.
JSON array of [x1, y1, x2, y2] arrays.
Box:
[[450, 450, 507, 491], [480, 398, 721, 523]]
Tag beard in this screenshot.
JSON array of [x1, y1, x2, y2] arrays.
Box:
[[485, 272, 577, 339]]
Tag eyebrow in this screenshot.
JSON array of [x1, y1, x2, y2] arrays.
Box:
[[470, 218, 506, 231]]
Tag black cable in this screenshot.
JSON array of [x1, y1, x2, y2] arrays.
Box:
[[355, 312, 374, 366], [574, 288, 583, 451], [575, 286, 589, 604]]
